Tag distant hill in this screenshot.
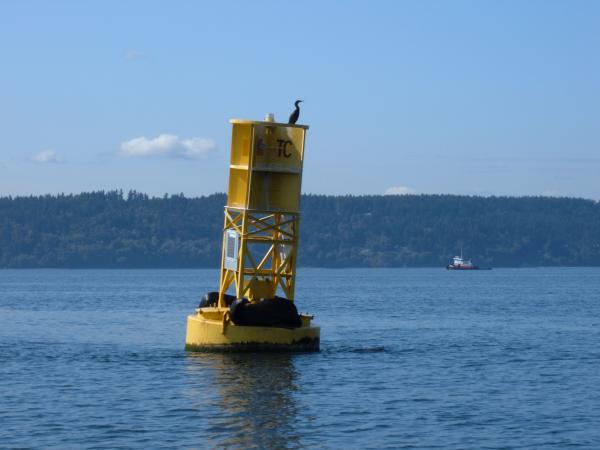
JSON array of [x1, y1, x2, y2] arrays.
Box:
[[1, 191, 599, 268]]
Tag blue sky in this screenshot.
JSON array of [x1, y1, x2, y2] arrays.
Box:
[[1, 1, 598, 198]]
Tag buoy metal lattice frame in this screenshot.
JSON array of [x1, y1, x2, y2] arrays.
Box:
[[218, 207, 299, 305]]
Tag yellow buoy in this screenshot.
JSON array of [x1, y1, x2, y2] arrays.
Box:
[[185, 115, 320, 351]]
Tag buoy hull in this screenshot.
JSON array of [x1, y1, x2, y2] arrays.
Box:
[[185, 308, 320, 352]]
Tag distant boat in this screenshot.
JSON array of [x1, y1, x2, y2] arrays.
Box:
[[446, 251, 491, 270]]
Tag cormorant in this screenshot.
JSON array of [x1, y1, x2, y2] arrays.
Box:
[[288, 100, 303, 124]]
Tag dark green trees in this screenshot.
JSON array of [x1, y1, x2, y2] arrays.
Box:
[[1, 191, 599, 268]]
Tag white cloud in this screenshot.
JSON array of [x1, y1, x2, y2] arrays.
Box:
[[384, 186, 415, 195], [30, 149, 62, 163], [124, 49, 145, 61], [542, 189, 561, 197], [120, 134, 216, 159]]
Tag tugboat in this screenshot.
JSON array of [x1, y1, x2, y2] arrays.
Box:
[[446, 250, 491, 270]]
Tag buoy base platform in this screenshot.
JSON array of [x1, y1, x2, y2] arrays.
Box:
[[185, 307, 320, 352]]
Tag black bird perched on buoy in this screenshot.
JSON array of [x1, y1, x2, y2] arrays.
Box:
[[288, 100, 303, 124]]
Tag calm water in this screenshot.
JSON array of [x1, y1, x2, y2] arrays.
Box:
[[1, 268, 600, 449]]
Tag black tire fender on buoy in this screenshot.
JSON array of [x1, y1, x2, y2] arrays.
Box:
[[228, 297, 301, 328], [229, 297, 249, 324], [198, 291, 236, 308]]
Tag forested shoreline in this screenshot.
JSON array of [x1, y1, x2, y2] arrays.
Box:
[[1, 191, 599, 268]]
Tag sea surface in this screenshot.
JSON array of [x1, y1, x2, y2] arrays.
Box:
[[1, 268, 600, 449]]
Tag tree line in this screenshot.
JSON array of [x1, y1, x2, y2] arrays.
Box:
[[1, 190, 599, 268]]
